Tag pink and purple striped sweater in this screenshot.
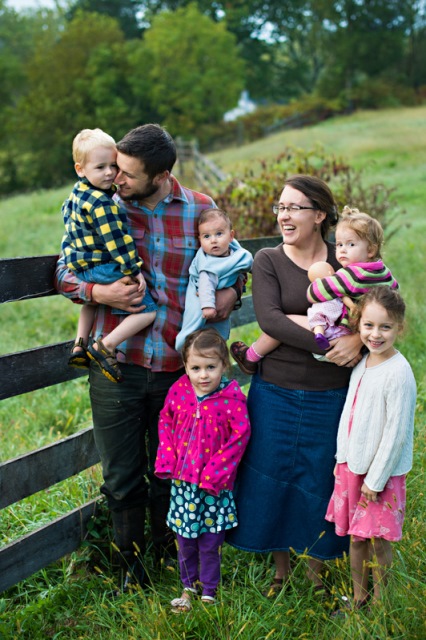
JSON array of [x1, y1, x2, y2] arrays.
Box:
[[307, 260, 398, 327]]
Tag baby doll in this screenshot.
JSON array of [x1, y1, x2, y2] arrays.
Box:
[[307, 261, 355, 350]]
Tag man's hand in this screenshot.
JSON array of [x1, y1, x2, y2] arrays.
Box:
[[202, 307, 218, 320], [212, 287, 238, 321], [326, 333, 363, 368], [92, 276, 145, 313]]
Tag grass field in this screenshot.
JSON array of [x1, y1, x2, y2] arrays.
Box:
[[0, 106, 425, 639]]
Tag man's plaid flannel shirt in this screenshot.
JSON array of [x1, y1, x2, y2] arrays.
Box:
[[55, 176, 216, 372]]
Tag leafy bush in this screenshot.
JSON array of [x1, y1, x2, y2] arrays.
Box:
[[197, 95, 344, 150], [344, 76, 419, 109], [207, 145, 408, 241]]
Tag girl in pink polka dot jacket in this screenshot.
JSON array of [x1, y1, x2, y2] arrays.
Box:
[[155, 327, 251, 613]]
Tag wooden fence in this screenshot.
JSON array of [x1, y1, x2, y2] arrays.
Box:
[[0, 235, 279, 593], [175, 138, 227, 189]]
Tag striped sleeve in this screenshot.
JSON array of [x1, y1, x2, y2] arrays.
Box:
[[307, 260, 398, 303]]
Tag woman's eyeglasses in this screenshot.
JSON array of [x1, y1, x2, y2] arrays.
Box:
[[272, 204, 317, 215]]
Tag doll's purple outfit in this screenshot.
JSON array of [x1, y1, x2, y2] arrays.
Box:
[[307, 259, 398, 337]]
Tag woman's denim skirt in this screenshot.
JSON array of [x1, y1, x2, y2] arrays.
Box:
[[227, 374, 349, 560]]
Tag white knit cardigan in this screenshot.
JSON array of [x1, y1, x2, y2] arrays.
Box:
[[335, 351, 416, 492]]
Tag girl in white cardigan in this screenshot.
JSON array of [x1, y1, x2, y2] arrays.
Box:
[[326, 287, 416, 612]]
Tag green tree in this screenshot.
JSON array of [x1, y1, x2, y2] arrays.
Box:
[[67, 0, 143, 38], [0, 1, 64, 192], [140, 0, 425, 102], [140, 0, 286, 100], [141, 3, 245, 135], [316, 0, 414, 100], [405, 0, 426, 89], [13, 11, 128, 187]]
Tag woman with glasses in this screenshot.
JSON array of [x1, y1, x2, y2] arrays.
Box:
[[227, 174, 363, 597]]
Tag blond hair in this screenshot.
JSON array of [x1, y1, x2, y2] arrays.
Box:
[[337, 206, 384, 260], [72, 128, 116, 165]]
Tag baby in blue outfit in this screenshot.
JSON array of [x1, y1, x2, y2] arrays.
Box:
[[175, 208, 253, 351]]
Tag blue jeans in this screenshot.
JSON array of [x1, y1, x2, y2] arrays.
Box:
[[79, 263, 158, 314], [89, 363, 183, 547]]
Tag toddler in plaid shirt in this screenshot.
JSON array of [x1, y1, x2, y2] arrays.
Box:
[[61, 128, 157, 382]]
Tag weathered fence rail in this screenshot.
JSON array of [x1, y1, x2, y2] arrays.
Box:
[[0, 235, 279, 592], [175, 138, 227, 188]]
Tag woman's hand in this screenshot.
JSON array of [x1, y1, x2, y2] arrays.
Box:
[[325, 333, 363, 367]]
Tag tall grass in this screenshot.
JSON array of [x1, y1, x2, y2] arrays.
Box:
[[0, 106, 425, 639]]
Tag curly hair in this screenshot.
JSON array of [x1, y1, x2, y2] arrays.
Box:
[[338, 206, 384, 260]]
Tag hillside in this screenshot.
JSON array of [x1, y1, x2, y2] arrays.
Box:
[[0, 106, 425, 639], [210, 105, 426, 225]]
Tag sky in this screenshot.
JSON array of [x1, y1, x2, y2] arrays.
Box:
[[8, 0, 59, 9]]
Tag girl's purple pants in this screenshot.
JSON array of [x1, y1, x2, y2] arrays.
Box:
[[177, 531, 226, 598]]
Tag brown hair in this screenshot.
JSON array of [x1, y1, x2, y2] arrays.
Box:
[[181, 328, 230, 369], [116, 123, 176, 180], [337, 206, 384, 260], [198, 208, 233, 230], [284, 174, 338, 239], [350, 287, 406, 331]]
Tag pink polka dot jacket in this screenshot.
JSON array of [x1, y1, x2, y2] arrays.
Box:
[[154, 375, 251, 496]]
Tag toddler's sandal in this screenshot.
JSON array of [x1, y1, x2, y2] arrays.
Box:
[[201, 595, 216, 605], [87, 338, 123, 383], [314, 333, 330, 350], [68, 338, 90, 369]]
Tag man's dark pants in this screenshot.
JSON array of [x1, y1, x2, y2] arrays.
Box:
[[89, 362, 182, 567]]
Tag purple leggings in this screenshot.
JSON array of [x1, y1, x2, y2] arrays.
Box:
[[177, 531, 226, 598]]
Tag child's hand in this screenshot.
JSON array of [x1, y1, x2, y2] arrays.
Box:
[[134, 272, 146, 295], [361, 482, 378, 502], [202, 307, 217, 320]]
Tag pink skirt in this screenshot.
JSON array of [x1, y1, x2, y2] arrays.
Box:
[[325, 463, 406, 542]]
